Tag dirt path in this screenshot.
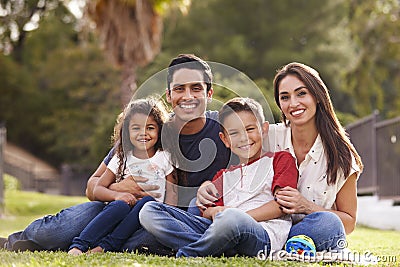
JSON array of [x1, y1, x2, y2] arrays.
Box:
[[4, 142, 59, 180]]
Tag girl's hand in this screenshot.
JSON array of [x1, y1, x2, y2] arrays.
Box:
[[275, 186, 314, 215], [203, 206, 227, 220], [196, 181, 219, 210], [115, 192, 137, 206]]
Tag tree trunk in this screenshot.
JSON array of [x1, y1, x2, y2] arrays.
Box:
[[121, 66, 137, 107]]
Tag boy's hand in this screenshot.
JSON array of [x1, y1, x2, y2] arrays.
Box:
[[203, 206, 227, 220], [196, 181, 219, 210]]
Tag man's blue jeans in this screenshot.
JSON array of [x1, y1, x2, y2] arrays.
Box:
[[139, 201, 271, 257], [6, 201, 172, 255]]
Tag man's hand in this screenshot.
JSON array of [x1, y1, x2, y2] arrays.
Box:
[[196, 181, 219, 210], [109, 176, 162, 199]]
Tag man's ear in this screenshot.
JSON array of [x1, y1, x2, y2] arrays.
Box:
[[262, 121, 269, 137], [219, 131, 230, 148], [166, 88, 172, 103], [207, 87, 214, 100]]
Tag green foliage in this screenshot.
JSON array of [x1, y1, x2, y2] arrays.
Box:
[[147, 0, 359, 116], [0, 4, 122, 167], [345, 0, 400, 118], [3, 174, 20, 191], [1, 0, 399, 169]]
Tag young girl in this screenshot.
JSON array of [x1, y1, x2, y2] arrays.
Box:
[[68, 97, 177, 255]]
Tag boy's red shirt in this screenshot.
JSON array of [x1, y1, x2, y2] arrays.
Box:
[[212, 151, 298, 206]]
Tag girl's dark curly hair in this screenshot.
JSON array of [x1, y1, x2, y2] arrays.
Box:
[[115, 96, 169, 182]]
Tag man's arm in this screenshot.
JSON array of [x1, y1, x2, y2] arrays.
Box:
[[86, 161, 162, 201], [86, 162, 107, 201]]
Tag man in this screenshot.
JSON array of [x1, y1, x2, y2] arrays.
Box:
[[1, 54, 233, 253]]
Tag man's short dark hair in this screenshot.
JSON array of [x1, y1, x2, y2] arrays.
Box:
[[167, 54, 213, 92]]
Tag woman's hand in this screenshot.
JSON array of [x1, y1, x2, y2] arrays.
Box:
[[275, 186, 316, 215], [196, 181, 219, 210], [114, 192, 137, 206]]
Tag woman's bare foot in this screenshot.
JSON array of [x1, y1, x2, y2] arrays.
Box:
[[88, 246, 104, 254], [68, 247, 83, 256]]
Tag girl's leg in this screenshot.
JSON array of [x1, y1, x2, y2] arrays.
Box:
[[69, 200, 130, 252], [139, 201, 212, 250], [177, 208, 270, 257], [98, 196, 155, 252], [288, 211, 346, 251]]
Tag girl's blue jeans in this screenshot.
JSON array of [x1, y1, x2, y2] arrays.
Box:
[[69, 196, 155, 252]]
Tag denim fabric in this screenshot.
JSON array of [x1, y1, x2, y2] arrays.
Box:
[[7, 201, 105, 251], [288, 211, 346, 251], [69, 200, 131, 252], [186, 197, 201, 216], [98, 196, 155, 251], [139, 202, 271, 257]]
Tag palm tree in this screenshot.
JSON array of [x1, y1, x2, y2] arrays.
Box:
[[87, 0, 164, 106]]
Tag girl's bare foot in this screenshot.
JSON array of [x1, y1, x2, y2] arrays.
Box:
[[88, 246, 104, 254], [68, 247, 83, 256]]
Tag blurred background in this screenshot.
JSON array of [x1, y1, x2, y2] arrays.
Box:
[[0, 0, 399, 198]]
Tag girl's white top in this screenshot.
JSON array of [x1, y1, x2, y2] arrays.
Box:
[[108, 150, 174, 202]]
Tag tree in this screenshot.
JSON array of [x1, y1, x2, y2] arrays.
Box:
[[147, 0, 357, 114], [345, 0, 400, 118], [0, 0, 63, 62], [86, 0, 189, 106]]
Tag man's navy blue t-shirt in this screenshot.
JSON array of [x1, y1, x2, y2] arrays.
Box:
[[175, 111, 236, 207]]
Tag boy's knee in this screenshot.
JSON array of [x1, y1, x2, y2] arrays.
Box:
[[214, 208, 251, 230]]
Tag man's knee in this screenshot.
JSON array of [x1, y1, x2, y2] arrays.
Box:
[[139, 201, 162, 227]]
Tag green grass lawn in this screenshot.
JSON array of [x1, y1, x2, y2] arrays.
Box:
[[0, 175, 399, 266]]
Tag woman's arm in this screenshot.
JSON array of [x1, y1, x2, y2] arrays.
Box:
[[164, 170, 178, 206], [275, 173, 358, 234], [331, 173, 358, 234]]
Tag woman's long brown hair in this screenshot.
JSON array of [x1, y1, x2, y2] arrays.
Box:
[[273, 62, 363, 185]]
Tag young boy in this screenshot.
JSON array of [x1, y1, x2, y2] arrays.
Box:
[[139, 97, 298, 257]]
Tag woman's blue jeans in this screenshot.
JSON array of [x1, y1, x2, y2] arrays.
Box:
[[288, 211, 346, 252], [139, 201, 271, 257]]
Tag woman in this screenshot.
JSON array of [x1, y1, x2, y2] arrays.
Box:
[[197, 62, 363, 252]]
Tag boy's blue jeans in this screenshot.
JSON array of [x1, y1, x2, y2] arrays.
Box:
[[139, 202, 272, 257], [140, 202, 346, 257]]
